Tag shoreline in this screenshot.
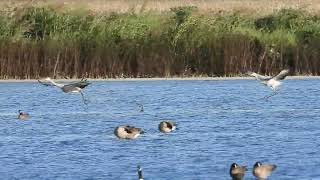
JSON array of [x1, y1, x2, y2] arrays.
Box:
[[0, 76, 319, 82]]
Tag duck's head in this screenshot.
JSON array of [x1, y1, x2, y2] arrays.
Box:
[[231, 163, 238, 169], [137, 165, 143, 180], [254, 161, 262, 168]]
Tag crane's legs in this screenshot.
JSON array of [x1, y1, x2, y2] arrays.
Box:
[[80, 91, 89, 105], [262, 91, 278, 100]]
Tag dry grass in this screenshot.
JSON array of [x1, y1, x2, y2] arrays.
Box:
[[1, 0, 319, 15]]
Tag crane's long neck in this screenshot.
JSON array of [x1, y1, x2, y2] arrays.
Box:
[[250, 73, 268, 85], [47, 79, 64, 88], [251, 73, 261, 80]]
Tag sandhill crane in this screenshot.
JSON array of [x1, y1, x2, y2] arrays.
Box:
[[248, 69, 290, 99], [39, 77, 91, 104]]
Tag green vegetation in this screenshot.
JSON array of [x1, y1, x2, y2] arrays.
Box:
[[0, 7, 319, 79]]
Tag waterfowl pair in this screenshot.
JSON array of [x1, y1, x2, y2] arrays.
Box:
[[230, 162, 276, 180], [18, 110, 29, 120], [114, 121, 177, 139]]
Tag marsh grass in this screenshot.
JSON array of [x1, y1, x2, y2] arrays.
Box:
[[0, 6, 319, 79]]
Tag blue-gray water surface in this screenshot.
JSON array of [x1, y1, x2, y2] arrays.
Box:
[[0, 79, 320, 180]]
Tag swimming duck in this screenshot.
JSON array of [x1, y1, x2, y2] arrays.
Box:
[[229, 163, 248, 180], [114, 125, 144, 139], [18, 110, 29, 120], [137, 165, 144, 180], [253, 161, 277, 179], [159, 121, 177, 133]]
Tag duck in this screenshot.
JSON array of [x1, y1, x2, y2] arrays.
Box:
[[229, 163, 248, 180], [159, 121, 177, 133], [17, 110, 29, 120], [114, 125, 144, 139], [253, 161, 277, 179], [137, 165, 144, 180]]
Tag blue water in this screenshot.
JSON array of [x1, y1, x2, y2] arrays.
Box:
[[0, 79, 320, 179]]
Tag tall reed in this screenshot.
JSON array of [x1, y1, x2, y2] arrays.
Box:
[[0, 7, 319, 79]]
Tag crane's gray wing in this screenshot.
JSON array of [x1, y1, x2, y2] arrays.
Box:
[[38, 79, 55, 87], [256, 74, 272, 81], [272, 69, 290, 80], [248, 72, 272, 81], [64, 80, 91, 89]]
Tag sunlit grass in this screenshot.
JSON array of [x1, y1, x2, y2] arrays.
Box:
[[1, 0, 320, 15]]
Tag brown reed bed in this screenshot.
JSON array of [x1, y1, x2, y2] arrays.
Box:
[[0, 6, 319, 79]]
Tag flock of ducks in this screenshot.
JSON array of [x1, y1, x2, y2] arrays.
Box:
[[136, 161, 277, 180], [17, 69, 291, 179]]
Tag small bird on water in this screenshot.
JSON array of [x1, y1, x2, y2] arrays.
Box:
[[137, 165, 144, 180], [248, 69, 290, 99], [229, 163, 248, 180], [136, 103, 144, 112], [159, 121, 177, 133], [252, 161, 277, 179], [18, 110, 29, 120]]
